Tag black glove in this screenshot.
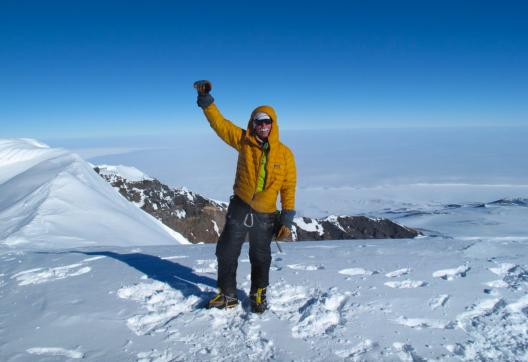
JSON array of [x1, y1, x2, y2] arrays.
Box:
[[280, 209, 296, 229], [193, 80, 214, 109]]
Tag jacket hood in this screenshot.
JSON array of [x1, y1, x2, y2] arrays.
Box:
[[246, 105, 279, 145]]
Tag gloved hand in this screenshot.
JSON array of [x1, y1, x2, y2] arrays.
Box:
[[280, 209, 295, 229], [193, 80, 214, 108], [194, 80, 212, 95], [276, 225, 292, 241], [275, 209, 295, 241]]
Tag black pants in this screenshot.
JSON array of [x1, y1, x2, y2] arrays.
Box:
[[216, 195, 276, 297]]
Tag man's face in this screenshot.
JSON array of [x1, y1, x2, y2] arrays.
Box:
[[253, 119, 272, 140]]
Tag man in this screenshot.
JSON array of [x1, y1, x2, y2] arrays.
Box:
[[194, 80, 297, 314]]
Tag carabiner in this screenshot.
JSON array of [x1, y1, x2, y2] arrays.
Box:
[[243, 212, 254, 228]]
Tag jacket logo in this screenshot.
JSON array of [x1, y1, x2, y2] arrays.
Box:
[[273, 164, 281, 169]]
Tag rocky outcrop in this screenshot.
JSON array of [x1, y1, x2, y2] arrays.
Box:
[[292, 215, 418, 241], [94, 166, 227, 243], [94, 165, 420, 243]]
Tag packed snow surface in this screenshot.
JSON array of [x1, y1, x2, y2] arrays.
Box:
[[0, 139, 189, 248], [2, 195, 528, 361], [2, 231, 528, 361]]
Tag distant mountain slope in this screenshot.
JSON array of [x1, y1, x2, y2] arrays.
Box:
[[95, 165, 419, 242], [0, 139, 189, 249]]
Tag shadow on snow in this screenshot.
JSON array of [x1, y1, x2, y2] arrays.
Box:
[[37, 250, 248, 306]]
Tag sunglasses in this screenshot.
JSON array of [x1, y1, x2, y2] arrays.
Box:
[[253, 118, 272, 126]]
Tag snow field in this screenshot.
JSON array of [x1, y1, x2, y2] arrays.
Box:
[[1, 139, 528, 360], [1, 236, 527, 361]]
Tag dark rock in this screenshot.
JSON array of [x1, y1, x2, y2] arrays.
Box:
[[292, 215, 419, 241], [94, 167, 227, 243], [94, 166, 420, 243], [487, 198, 528, 207]]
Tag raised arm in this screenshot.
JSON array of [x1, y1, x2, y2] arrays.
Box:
[[194, 80, 244, 151]]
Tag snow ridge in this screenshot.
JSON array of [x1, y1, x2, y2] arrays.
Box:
[[0, 138, 189, 248]]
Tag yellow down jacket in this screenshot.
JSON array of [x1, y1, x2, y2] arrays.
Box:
[[203, 103, 296, 213]]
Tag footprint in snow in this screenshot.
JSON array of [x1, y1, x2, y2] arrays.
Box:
[[137, 349, 176, 362], [117, 281, 201, 336], [489, 263, 517, 277], [384, 280, 428, 289], [484, 280, 509, 288], [433, 264, 470, 280], [338, 268, 376, 277], [335, 339, 378, 359], [394, 316, 454, 330], [385, 267, 412, 278], [428, 294, 450, 310], [291, 289, 347, 339], [392, 342, 425, 361], [193, 259, 217, 274], [286, 264, 325, 271]]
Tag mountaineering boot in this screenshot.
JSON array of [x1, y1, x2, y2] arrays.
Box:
[[250, 287, 268, 314], [207, 291, 239, 310]]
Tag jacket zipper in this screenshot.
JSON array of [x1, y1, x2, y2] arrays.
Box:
[[250, 149, 262, 206], [250, 143, 267, 209]]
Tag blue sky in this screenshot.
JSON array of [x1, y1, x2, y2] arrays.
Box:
[[1, 0, 527, 138]]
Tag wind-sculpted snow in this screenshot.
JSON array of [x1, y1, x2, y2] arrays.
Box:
[[0, 138, 51, 169], [26, 347, 84, 359], [13, 263, 92, 286], [0, 138, 188, 248]]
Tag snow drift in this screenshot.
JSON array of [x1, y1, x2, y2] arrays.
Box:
[[0, 139, 189, 249]]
